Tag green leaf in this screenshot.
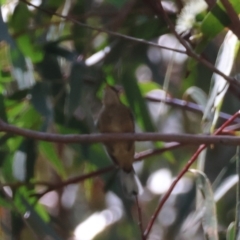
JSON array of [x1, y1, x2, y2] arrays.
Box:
[[39, 141, 66, 179], [0, 93, 7, 122], [106, 0, 128, 9], [10, 2, 31, 32], [89, 144, 111, 167], [45, 0, 65, 8], [13, 188, 64, 239], [66, 63, 85, 119], [138, 82, 161, 95], [0, 41, 12, 85], [9, 103, 42, 130], [203, 31, 239, 133], [201, 5, 228, 39], [201, 0, 240, 39], [0, 194, 13, 208], [226, 222, 235, 240], [2, 153, 15, 181], [121, 73, 155, 132], [0, 7, 34, 90], [30, 82, 53, 125], [0, 0, 7, 4], [16, 35, 43, 63], [14, 186, 49, 221], [183, 86, 207, 108]]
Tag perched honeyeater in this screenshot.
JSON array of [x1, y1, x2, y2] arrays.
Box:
[[97, 84, 142, 196]]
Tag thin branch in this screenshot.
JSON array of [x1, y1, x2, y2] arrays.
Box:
[[145, 95, 240, 123], [220, 0, 240, 39], [143, 110, 240, 239], [0, 144, 181, 202], [149, 0, 240, 88], [19, 0, 186, 54], [2, 118, 240, 145], [33, 165, 116, 199], [144, 144, 206, 238], [1, 144, 183, 196], [134, 142, 183, 161]]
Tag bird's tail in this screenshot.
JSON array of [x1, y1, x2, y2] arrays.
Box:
[[120, 169, 143, 196]]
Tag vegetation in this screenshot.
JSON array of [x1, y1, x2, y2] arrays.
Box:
[[0, 0, 240, 239]]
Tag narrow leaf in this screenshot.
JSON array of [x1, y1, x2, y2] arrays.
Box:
[[183, 86, 208, 109], [191, 169, 218, 240], [201, 0, 240, 39], [203, 31, 239, 133], [39, 141, 66, 179], [227, 222, 235, 240]]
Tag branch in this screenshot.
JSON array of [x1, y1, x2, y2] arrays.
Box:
[[134, 142, 184, 161], [2, 118, 240, 145], [19, 0, 185, 54], [143, 110, 240, 238], [33, 165, 116, 199], [145, 95, 240, 123], [1, 143, 184, 199], [146, 0, 240, 89], [144, 145, 207, 238]]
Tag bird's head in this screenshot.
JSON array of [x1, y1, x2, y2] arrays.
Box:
[[102, 84, 121, 106]]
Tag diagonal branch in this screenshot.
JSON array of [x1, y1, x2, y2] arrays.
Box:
[[145, 95, 240, 123], [145, 0, 240, 89], [33, 165, 116, 199], [143, 110, 240, 239], [134, 142, 184, 161], [19, 0, 185, 54], [1, 143, 185, 198]]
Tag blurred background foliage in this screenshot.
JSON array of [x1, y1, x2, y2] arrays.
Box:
[[0, 0, 240, 239]]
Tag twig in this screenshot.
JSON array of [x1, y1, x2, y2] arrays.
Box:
[[2, 119, 240, 145], [135, 195, 144, 240], [33, 165, 116, 199], [134, 142, 183, 161], [144, 144, 206, 239], [143, 110, 240, 239], [147, 0, 240, 88], [19, 0, 185, 54], [1, 144, 183, 197], [145, 95, 240, 123]]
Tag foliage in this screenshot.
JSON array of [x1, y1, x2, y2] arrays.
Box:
[[0, 0, 240, 239]]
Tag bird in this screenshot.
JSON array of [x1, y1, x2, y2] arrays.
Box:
[[97, 84, 142, 196]]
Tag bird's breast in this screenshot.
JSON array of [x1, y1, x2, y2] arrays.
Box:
[[98, 106, 134, 133]]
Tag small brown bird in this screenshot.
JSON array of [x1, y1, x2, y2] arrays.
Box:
[[97, 84, 142, 196]]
